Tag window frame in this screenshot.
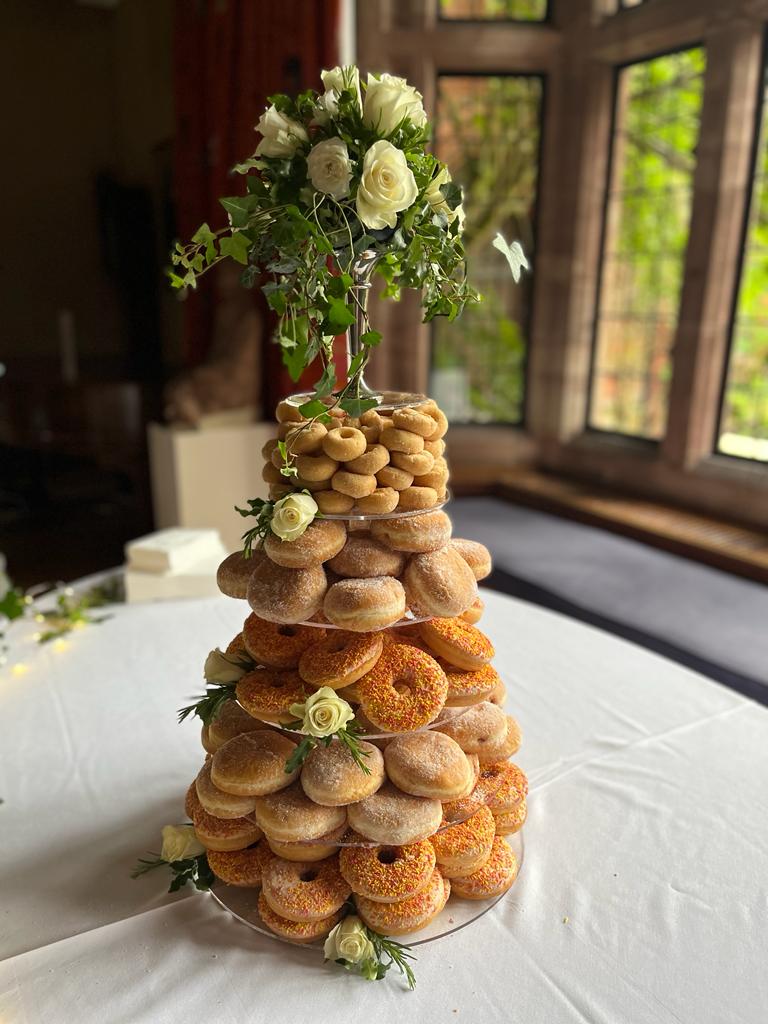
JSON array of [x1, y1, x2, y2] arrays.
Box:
[[436, 0, 551, 25]]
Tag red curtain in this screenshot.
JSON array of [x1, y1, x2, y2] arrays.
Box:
[[172, 0, 340, 407]]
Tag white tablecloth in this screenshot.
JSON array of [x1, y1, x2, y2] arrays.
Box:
[[2, 590, 767, 1023]]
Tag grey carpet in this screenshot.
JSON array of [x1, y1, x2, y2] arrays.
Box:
[[450, 497, 768, 702]]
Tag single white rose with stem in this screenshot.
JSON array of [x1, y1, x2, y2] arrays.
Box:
[[255, 104, 308, 159], [270, 492, 318, 542], [160, 824, 205, 863], [289, 687, 355, 738], [356, 140, 418, 230], [324, 916, 375, 964], [203, 647, 250, 685]]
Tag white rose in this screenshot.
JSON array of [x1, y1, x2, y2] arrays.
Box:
[[289, 687, 355, 738], [255, 105, 308, 158], [314, 66, 362, 123], [356, 140, 418, 230], [203, 647, 250, 685], [363, 73, 427, 135], [425, 166, 464, 229], [161, 824, 205, 863], [324, 916, 375, 964], [270, 492, 318, 542], [307, 138, 353, 199]]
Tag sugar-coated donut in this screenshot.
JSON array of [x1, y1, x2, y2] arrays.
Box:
[[355, 487, 399, 514], [300, 738, 385, 806], [380, 426, 424, 455], [384, 731, 473, 800], [327, 535, 405, 579], [236, 668, 308, 725], [266, 823, 349, 862], [252, 780, 347, 842], [262, 461, 284, 484], [441, 758, 511, 822], [355, 868, 450, 936], [345, 443, 390, 475], [435, 702, 507, 756], [357, 644, 447, 732], [397, 485, 438, 511], [370, 510, 452, 553], [217, 549, 264, 599], [294, 452, 338, 482], [207, 841, 275, 887], [493, 798, 528, 835], [285, 421, 327, 454], [413, 458, 449, 491], [339, 837, 436, 903], [404, 546, 477, 617], [246, 558, 327, 624], [424, 438, 446, 458], [359, 409, 383, 443], [347, 782, 442, 845], [331, 469, 377, 498], [195, 760, 257, 819], [314, 490, 355, 514], [323, 577, 406, 631], [392, 406, 436, 438], [487, 677, 507, 706], [206, 700, 265, 750], [449, 836, 518, 899], [451, 538, 492, 581], [262, 437, 280, 460], [211, 731, 300, 796], [292, 476, 328, 492], [269, 483, 295, 501], [391, 449, 435, 476], [322, 425, 367, 461], [419, 617, 494, 670], [376, 465, 414, 490], [298, 630, 384, 689], [258, 890, 341, 943], [276, 399, 304, 424], [460, 597, 485, 625], [243, 613, 322, 668], [444, 662, 501, 707], [263, 519, 346, 569], [261, 854, 351, 922], [430, 804, 496, 879], [424, 408, 449, 441], [476, 715, 522, 763], [201, 723, 217, 754]]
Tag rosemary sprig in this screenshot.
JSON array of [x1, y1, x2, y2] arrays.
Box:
[[284, 735, 315, 774], [369, 932, 417, 990], [178, 683, 236, 726], [234, 498, 275, 557]]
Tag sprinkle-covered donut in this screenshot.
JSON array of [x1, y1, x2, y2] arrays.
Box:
[[493, 798, 528, 836], [339, 837, 436, 903], [263, 519, 346, 569], [430, 804, 496, 879], [370, 510, 452, 553], [242, 613, 323, 669], [449, 836, 518, 899], [261, 854, 351, 922], [236, 668, 309, 724], [327, 536, 405, 580], [419, 617, 494, 670], [484, 761, 528, 813], [192, 804, 263, 853], [355, 868, 450, 936], [298, 630, 384, 689], [300, 738, 385, 806], [443, 662, 501, 707], [246, 559, 327, 624], [322, 425, 367, 462], [258, 890, 341, 943], [323, 577, 406, 632], [404, 546, 477, 617], [211, 731, 300, 796], [207, 841, 275, 887], [357, 643, 447, 732]]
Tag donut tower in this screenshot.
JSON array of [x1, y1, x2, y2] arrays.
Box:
[[192, 392, 526, 953]]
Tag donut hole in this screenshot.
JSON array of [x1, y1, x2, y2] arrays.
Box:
[[393, 682, 412, 698], [299, 869, 319, 883], [377, 847, 398, 865], [277, 626, 298, 638]]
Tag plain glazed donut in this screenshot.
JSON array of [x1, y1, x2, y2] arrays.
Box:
[[258, 890, 341, 943], [449, 836, 518, 899], [266, 822, 348, 862], [261, 854, 351, 922], [298, 630, 384, 688], [207, 701, 267, 751], [263, 519, 346, 569], [430, 804, 496, 879], [370, 510, 452, 553], [243, 613, 323, 668], [345, 443, 390, 475], [460, 597, 485, 625], [376, 465, 413, 490], [236, 668, 308, 725], [207, 841, 275, 887], [285, 421, 327, 454], [300, 738, 385, 806], [357, 643, 447, 732], [384, 731, 473, 800], [355, 487, 399, 515], [246, 559, 327, 624], [322, 426, 367, 461], [380, 426, 424, 454], [404, 546, 477, 617], [294, 452, 338, 482], [326, 535, 405, 579], [314, 490, 355, 514], [339, 837, 436, 903], [493, 798, 528, 835], [331, 470, 377, 499], [252, 780, 347, 842], [217, 549, 265, 599], [443, 662, 501, 707], [323, 577, 406, 632], [211, 731, 300, 796], [476, 715, 522, 763], [451, 538, 492, 581], [347, 781, 442, 845], [392, 406, 436, 438], [391, 449, 435, 476], [355, 868, 449, 936], [419, 617, 494, 670], [435, 702, 507, 756], [397, 485, 439, 512], [195, 760, 257, 819]]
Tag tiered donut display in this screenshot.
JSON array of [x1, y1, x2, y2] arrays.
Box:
[[192, 392, 526, 951]]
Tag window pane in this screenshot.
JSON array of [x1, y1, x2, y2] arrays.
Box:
[[589, 48, 706, 438], [439, 0, 547, 20], [717, 66, 768, 463], [432, 75, 542, 423]]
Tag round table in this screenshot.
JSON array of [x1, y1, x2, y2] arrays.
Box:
[[1, 589, 766, 1023]]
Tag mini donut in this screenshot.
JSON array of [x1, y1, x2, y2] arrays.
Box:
[[261, 855, 351, 922], [347, 782, 442, 845], [357, 644, 447, 732], [414, 458, 449, 492], [246, 559, 327, 624], [262, 461, 284, 484], [392, 406, 436, 438], [314, 490, 355, 514], [420, 617, 494, 670], [391, 449, 435, 476], [435, 702, 507, 756], [322, 426, 367, 462], [355, 487, 399, 515], [379, 416, 394, 430], [487, 677, 507, 706], [484, 762, 528, 813], [298, 630, 384, 688], [236, 668, 309, 725], [430, 804, 496, 878], [276, 422, 293, 440], [258, 890, 341, 943], [345, 443, 390, 475], [380, 426, 424, 454], [451, 538, 492, 581], [195, 760, 257, 819], [242, 613, 322, 668], [376, 465, 413, 490], [266, 822, 349, 862], [424, 407, 449, 441], [217, 549, 265, 599], [339, 838, 436, 902], [207, 699, 265, 751], [476, 715, 522, 764], [359, 409, 383, 443], [194, 811, 263, 852], [493, 798, 528, 836], [323, 577, 406, 632], [355, 868, 450, 936], [300, 738, 385, 806], [264, 519, 346, 569], [269, 483, 295, 501], [443, 662, 501, 707], [327, 535, 405, 580], [292, 476, 328, 493], [276, 399, 305, 424], [424, 438, 446, 458], [371, 510, 452, 553], [404, 546, 477, 617], [295, 452, 338, 482], [207, 841, 275, 887], [460, 597, 485, 625], [285, 421, 327, 455], [252, 781, 347, 842], [449, 836, 518, 899], [211, 731, 300, 796], [397, 486, 438, 512], [262, 438, 280, 461], [384, 731, 473, 800], [331, 470, 377, 499]]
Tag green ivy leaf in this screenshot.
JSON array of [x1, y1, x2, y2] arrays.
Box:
[[219, 232, 252, 266], [360, 329, 382, 347], [323, 297, 356, 334]]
